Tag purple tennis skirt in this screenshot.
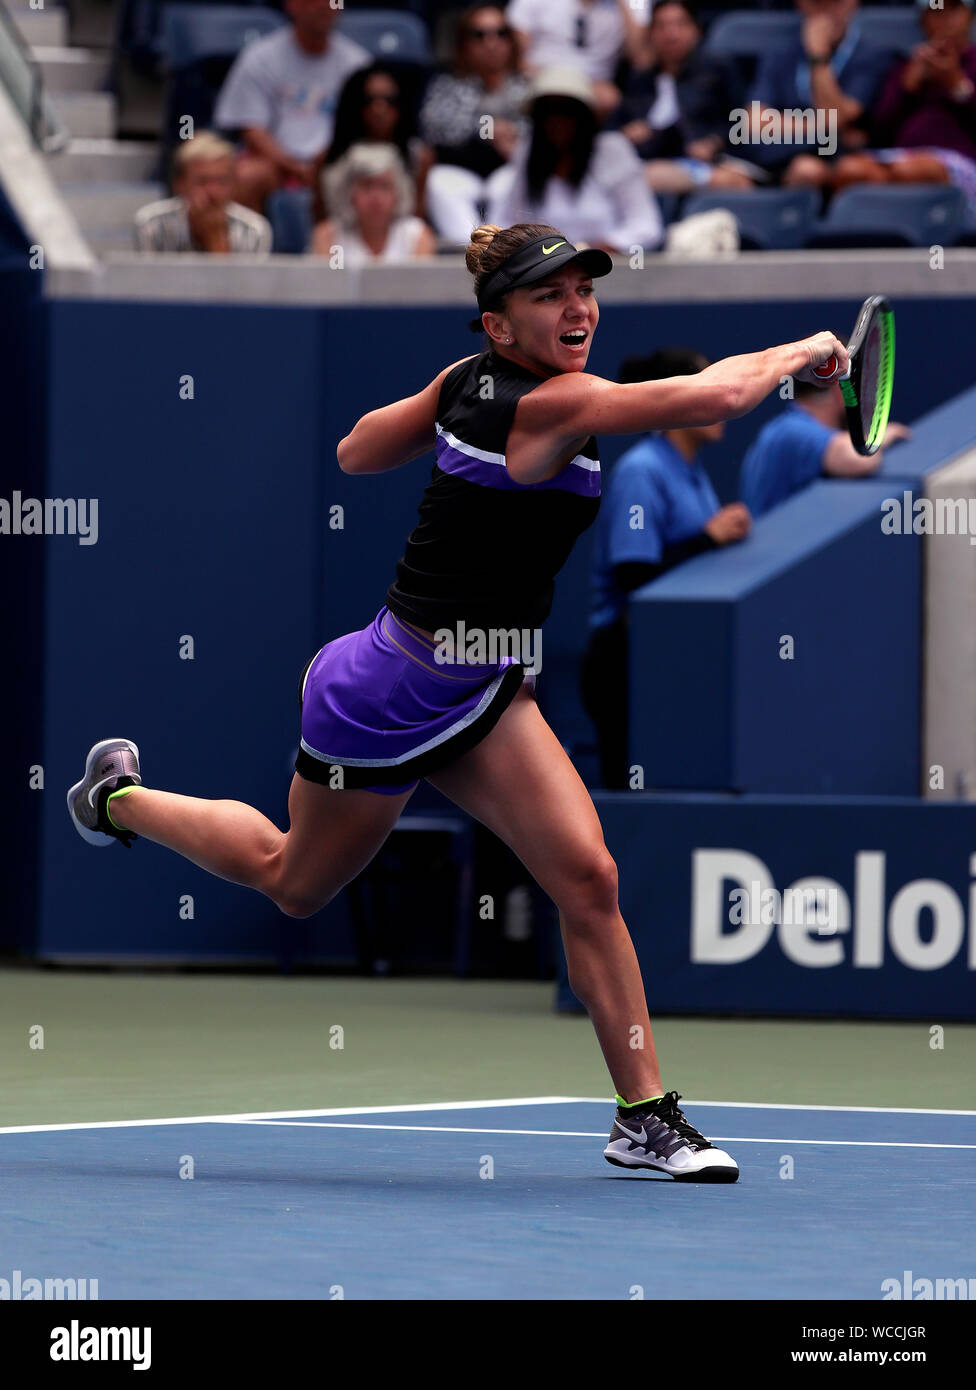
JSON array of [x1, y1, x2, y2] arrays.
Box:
[[295, 606, 534, 794]]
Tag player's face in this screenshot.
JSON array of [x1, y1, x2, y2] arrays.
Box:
[[501, 266, 600, 375]]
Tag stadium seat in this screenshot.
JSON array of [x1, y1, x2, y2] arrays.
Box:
[[859, 7, 922, 57], [654, 191, 684, 227], [702, 11, 800, 59], [337, 10, 432, 66], [119, 0, 270, 71], [161, 6, 286, 148], [266, 188, 313, 254], [810, 184, 966, 249], [680, 187, 820, 250], [162, 3, 285, 69]]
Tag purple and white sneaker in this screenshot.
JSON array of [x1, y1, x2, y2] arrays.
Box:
[[67, 738, 141, 848], [604, 1091, 739, 1182]]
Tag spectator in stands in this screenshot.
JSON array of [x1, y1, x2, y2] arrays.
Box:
[[507, 0, 651, 118], [214, 0, 371, 212], [323, 64, 432, 214], [828, 0, 976, 228], [312, 143, 437, 264], [134, 133, 272, 254], [746, 0, 893, 187], [612, 0, 757, 193], [488, 67, 664, 254], [581, 349, 751, 789], [739, 379, 910, 517], [420, 5, 531, 245]]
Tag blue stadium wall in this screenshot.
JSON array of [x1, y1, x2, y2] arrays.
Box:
[[8, 281, 976, 1019], [0, 187, 45, 957]]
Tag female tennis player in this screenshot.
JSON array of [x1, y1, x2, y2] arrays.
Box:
[[68, 222, 847, 1182]]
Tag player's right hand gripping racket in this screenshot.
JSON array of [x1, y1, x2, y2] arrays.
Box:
[[812, 294, 895, 456]]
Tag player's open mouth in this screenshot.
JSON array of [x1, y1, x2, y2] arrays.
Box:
[[559, 330, 588, 347]]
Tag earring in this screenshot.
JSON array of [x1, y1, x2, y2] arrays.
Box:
[[506, 337, 512, 343]]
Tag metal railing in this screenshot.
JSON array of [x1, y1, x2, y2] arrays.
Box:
[[0, 0, 70, 152]]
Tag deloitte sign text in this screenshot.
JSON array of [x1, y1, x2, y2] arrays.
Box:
[[692, 850, 976, 971]]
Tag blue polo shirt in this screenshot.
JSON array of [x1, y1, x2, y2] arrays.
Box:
[[747, 22, 893, 165], [750, 26, 891, 112], [739, 404, 835, 517], [589, 434, 720, 630]]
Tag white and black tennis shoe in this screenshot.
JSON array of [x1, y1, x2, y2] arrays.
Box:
[[604, 1090, 739, 1182], [67, 738, 141, 848]]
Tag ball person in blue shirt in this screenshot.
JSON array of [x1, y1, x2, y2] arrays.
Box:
[[739, 377, 910, 518], [582, 348, 751, 789]]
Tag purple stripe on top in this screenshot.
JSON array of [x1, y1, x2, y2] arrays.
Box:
[[434, 430, 601, 498]]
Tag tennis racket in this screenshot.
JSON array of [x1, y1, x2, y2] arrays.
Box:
[[811, 294, 895, 456]]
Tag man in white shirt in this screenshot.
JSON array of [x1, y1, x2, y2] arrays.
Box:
[[214, 0, 370, 210], [135, 132, 272, 254], [507, 0, 651, 116]]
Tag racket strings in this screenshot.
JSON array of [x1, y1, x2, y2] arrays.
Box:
[[866, 313, 895, 450]]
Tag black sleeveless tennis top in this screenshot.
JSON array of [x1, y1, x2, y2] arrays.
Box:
[[385, 349, 601, 631]]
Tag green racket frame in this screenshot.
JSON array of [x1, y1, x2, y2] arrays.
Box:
[[840, 295, 895, 457]]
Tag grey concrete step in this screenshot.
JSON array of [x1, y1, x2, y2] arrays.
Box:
[[33, 46, 111, 94], [48, 138, 160, 183], [83, 225, 141, 254], [50, 91, 116, 138], [65, 0, 119, 50], [9, 4, 69, 46], [62, 181, 166, 229]]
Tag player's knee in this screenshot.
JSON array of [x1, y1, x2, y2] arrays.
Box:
[[570, 846, 619, 916]]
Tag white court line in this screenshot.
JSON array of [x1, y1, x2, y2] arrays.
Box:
[[0, 1097, 576, 1136], [562, 1098, 976, 1117], [2, 1094, 973, 1136], [219, 1119, 976, 1150]]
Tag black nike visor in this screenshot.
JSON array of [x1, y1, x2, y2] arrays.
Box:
[[468, 235, 613, 332]]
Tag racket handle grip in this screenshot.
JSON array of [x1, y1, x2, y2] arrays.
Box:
[[812, 355, 839, 379]]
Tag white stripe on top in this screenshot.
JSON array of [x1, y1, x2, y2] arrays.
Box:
[[435, 423, 600, 474]]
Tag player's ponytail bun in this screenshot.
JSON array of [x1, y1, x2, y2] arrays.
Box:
[[465, 224, 503, 277]]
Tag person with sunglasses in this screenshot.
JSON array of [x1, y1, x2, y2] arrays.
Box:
[[420, 5, 531, 245], [325, 65, 433, 218]]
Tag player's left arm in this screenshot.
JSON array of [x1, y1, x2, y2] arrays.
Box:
[[337, 357, 475, 474]]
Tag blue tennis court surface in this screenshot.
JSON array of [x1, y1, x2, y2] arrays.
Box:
[[3, 1099, 974, 1299]]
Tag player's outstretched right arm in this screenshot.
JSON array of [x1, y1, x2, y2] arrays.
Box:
[[529, 333, 850, 443]]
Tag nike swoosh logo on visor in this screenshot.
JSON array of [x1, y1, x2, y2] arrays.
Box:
[[541, 241, 566, 254]]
